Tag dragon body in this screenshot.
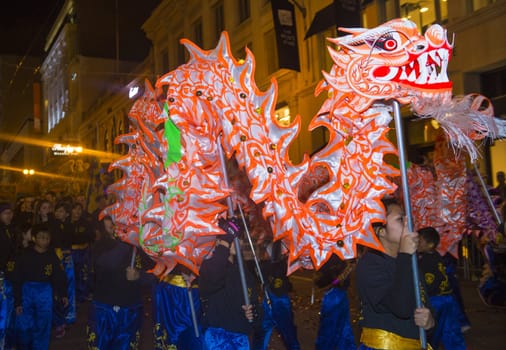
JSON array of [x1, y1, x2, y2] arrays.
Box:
[[103, 19, 480, 275]]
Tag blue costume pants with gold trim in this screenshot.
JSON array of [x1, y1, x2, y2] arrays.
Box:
[[315, 287, 356, 350], [87, 300, 142, 350], [152, 280, 203, 349], [0, 279, 15, 350], [71, 247, 91, 302], [15, 282, 53, 350], [53, 250, 76, 327], [203, 327, 249, 350], [252, 290, 299, 350], [429, 295, 466, 350]]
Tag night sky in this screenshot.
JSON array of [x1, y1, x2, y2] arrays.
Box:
[[0, 0, 159, 59], [0, 0, 63, 56]]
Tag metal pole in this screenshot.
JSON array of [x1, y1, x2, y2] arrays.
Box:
[[217, 134, 250, 309], [392, 100, 427, 349], [473, 163, 502, 225], [130, 247, 137, 268], [238, 205, 271, 307], [187, 287, 200, 337]]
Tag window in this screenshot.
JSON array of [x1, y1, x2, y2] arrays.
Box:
[[160, 48, 169, 74], [177, 36, 187, 66], [473, 0, 496, 11], [238, 0, 250, 23], [264, 29, 279, 75], [214, 1, 224, 44], [317, 28, 336, 74], [399, 0, 447, 31], [193, 17, 203, 48]]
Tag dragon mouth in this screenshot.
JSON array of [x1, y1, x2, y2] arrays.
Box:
[[372, 48, 451, 90]]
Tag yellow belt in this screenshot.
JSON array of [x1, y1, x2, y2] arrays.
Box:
[[360, 327, 432, 350], [71, 243, 89, 250], [161, 274, 198, 288]]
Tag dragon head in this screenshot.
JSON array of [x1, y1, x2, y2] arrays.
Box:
[[319, 18, 453, 113]]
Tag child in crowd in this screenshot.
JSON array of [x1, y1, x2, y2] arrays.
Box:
[[355, 198, 435, 350], [417, 227, 466, 349], [152, 264, 203, 349], [69, 202, 95, 303], [252, 240, 300, 350], [50, 201, 76, 337], [199, 217, 261, 349], [314, 255, 356, 350], [0, 202, 16, 350], [12, 224, 68, 349], [87, 215, 156, 349]]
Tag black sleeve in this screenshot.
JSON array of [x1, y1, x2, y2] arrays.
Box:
[[51, 252, 68, 299], [198, 245, 230, 297], [11, 253, 24, 307], [385, 253, 416, 318]]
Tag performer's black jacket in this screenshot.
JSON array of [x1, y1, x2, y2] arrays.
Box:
[[418, 251, 453, 297], [49, 217, 73, 250], [91, 236, 155, 307], [261, 257, 292, 297], [199, 244, 262, 335], [356, 249, 432, 340], [12, 246, 68, 307], [70, 217, 95, 245], [0, 223, 16, 279]]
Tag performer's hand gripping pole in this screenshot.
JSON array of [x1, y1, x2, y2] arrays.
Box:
[[392, 100, 427, 349], [183, 274, 200, 338], [217, 134, 251, 311]]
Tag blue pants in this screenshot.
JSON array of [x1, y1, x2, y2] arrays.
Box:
[[53, 250, 76, 327], [203, 327, 249, 350], [315, 287, 356, 350], [0, 279, 15, 350], [87, 300, 143, 350], [429, 295, 466, 350], [252, 291, 299, 350], [71, 247, 91, 302], [15, 282, 53, 350], [152, 281, 203, 349]]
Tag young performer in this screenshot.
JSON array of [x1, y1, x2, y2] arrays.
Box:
[[355, 198, 435, 350], [314, 255, 356, 350], [50, 201, 76, 337], [12, 224, 68, 349], [0, 202, 16, 350], [418, 227, 466, 349], [199, 217, 261, 349], [87, 215, 156, 349], [252, 240, 300, 350], [152, 265, 203, 349]]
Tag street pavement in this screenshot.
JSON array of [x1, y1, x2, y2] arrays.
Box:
[[50, 270, 506, 349]]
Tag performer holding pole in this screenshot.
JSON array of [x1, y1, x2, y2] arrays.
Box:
[[392, 100, 427, 348], [216, 133, 250, 308]]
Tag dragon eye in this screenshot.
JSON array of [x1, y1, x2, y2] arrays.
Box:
[[374, 37, 398, 51], [383, 39, 397, 51]]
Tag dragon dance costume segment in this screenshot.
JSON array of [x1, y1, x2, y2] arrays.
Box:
[[12, 246, 67, 350], [153, 274, 203, 349], [356, 250, 427, 349]]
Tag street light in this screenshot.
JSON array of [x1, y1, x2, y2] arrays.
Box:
[[23, 169, 35, 175]]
